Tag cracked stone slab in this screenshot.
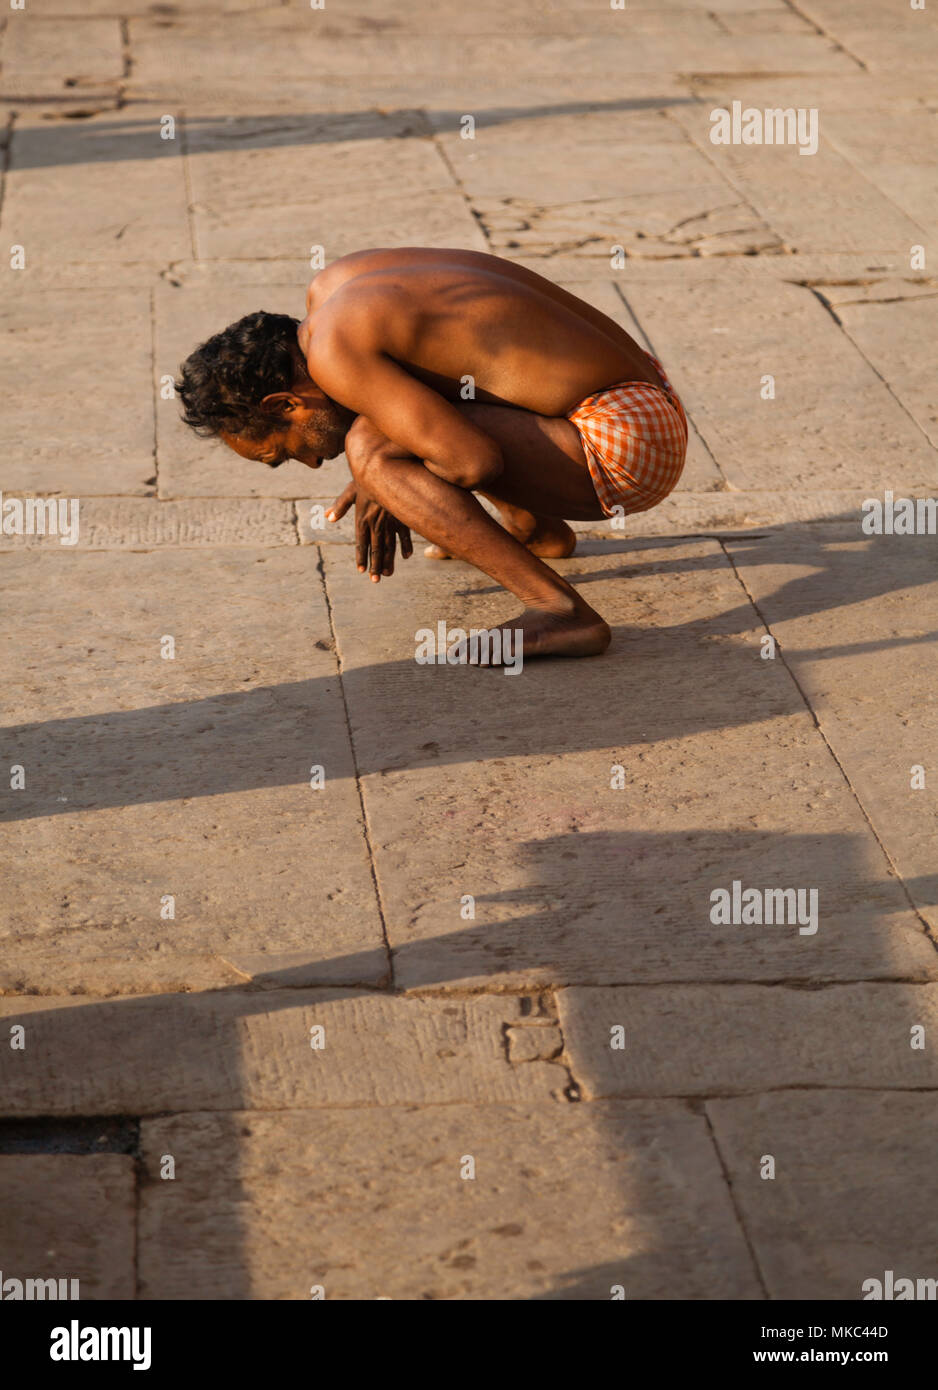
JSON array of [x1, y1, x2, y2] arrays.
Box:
[[707, 1090, 938, 1299], [671, 106, 927, 256], [620, 273, 938, 492], [0, 288, 154, 495], [0, 18, 123, 99], [724, 526, 938, 938], [322, 540, 936, 991], [557, 984, 938, 1098], [0, 499, 297, 550], [0, 992, 566, 1116], [2, 109, 191, 276], [0, 547, 384, 994], [835, 297, 938, 450], [138, 1100, 760, 1298], [0, 1156, 135, 1299], [471, 187, 783, 262]]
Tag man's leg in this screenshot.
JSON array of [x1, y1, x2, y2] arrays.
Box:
[[345, 403, 611, 659], [423, 496, 576, 561]]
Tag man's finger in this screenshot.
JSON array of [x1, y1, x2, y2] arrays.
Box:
[[370, 522, 385, 581], [328, 482, 356, 522], [399, 525, 413, 560], [356, 516, 370, 573]]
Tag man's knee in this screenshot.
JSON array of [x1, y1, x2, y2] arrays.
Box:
[[345, 418, 393, 488]]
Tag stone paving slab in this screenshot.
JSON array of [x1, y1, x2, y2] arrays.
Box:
[[0, 498, 297, 549], [0, 288, 154, 495], [138, 1100, 761, 1299], [126, 24, 859, 97], [299, 495, 918, 545], [725, 527, 938, 937], [473, 184, 783, 262], [184, 110, 476, 261], [0, 547, 385, 994], [0, 1155, 135, 1299], [557, 984, 938, 1098], [0, 17, 123, 100], [821, 108, 938, 231], [620, 273, 938, 493], [2, 110, 191, 275], [0, 991, 567, 1116], [836, 297, 938, 450], [670, 108, 928, 256], [322, 541, 936, 991], [707, 1090, 938, 1299], [0, 989, 569, 1117]]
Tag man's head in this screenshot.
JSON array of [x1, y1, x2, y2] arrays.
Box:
[[176, 310, 353, 468]]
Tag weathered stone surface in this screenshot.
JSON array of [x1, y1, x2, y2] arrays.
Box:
[[621, 274, 938, 492], [184, 110, 481, 261], [673, 106, 926, 256], [472, 186, 783, 261], [0, 498, 297, 549], [558, 983, 938, 1098], [0, 991, 568, 1116], [0, 18, 123, 99], [2, 110, 190, 275], [0, 547, 384, 993], [707, 1090, 938, 1299], [138, 1101, 761, 1299], [0, 289, 154, 495], [836, 297, 938, 449], [725, 527, 938, 938], [0, 1156, 135, 1299], [322, 541, 936, 991]]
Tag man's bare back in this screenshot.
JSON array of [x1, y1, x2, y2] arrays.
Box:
[[299, 247, 662, 421], [177, 247, 687, 661]]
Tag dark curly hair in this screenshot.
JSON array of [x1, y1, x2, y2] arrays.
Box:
[[176, 310, 301, 440]]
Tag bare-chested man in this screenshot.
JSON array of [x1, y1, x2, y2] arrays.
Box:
[[177, 248, 688, 659]]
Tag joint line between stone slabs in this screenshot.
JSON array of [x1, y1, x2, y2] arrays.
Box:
[[427, 116, 495, 253], [612, 279, 729, 488], [0, 111, 14, 229], [818, 129, 931, 244], [314, 545, 393, 983], [178, 110, 201, 263], [780, 0, 869, 72], [717, 537, 938, 958], [805, 286, 938, 457], [701, 1102, 770, 1299]]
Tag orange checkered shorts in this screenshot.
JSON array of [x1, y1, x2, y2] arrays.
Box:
[[567, 353, 688, 518]]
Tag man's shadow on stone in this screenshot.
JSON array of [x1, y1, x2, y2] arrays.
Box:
[[3, 528, 935, 824], [2, 826, 936, 1298]]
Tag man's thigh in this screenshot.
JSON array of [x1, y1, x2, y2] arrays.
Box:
[[457, 402, 605, 521]]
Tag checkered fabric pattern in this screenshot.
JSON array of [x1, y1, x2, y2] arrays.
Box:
[[567, 353, 688, 517]]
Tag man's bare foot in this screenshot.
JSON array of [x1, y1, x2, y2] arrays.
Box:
[[450, 606, 611, 664], [425, 516, 576, 561]]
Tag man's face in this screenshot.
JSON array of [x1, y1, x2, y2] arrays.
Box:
[[220, 389, 354, 470]]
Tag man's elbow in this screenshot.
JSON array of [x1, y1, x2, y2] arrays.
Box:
[[445, 448, 504, 490]]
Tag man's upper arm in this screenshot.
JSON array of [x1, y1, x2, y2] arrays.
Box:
[[311, 335, 503, 487]]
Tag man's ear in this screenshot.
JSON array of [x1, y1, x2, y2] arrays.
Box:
[[259, 391, 300, 419]]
